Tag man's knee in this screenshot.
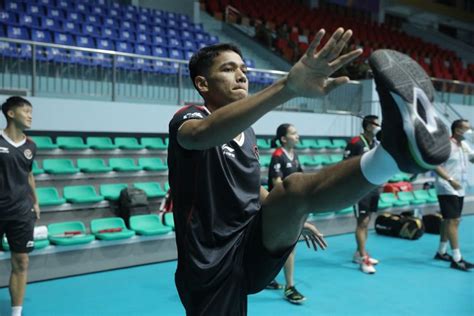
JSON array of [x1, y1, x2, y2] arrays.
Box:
[[281, 173, 308, 204], [11, 253, 29, 273], [445, 218, 461, 226], [357, 215, 370, 229]]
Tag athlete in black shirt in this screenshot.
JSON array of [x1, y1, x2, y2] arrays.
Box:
[[0, 96, 39, 316], [168, 28, 448, 315], [344, 115, 381, 274], [266, 123, 326, 304]]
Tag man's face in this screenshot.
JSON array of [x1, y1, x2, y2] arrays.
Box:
[[8, 104, 32, 129], [201, 51, 248, 107], [455, 121, 471, 139], [367, 119, 381, 135]]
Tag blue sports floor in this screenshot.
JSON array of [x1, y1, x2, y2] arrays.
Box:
[[1, 216, 473, 316]]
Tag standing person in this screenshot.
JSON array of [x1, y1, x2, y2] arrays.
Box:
[[167, 30, 451, 315], [344, 115, 381, 274], [0, 96, 40, 316], [433, 119, 474, 271], [265, 123, 327, 304]]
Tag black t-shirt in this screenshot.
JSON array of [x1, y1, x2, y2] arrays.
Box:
[[168, 105, 261, 290], [0, 131, 37, 220], [268, 148, 302, 191], [344, 134, 380, 196]]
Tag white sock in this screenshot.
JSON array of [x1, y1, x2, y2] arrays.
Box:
[[11, 306, 22, 316], [452, 249, 462, 262], [360, 145, 400, 185], [438, 241, 448, 255]]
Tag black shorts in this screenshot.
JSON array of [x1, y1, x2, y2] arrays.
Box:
[[0, 211, 36, 253], [354, 192, 380, 218], [176, 210, 295, 316], [438, 195, 464, 219]]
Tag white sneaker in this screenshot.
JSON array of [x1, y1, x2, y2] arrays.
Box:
[[360, 256, 376, 274], [353, 251, 379, 265]]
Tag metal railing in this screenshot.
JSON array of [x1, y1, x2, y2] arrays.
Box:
[[0, 37, 366, 115]]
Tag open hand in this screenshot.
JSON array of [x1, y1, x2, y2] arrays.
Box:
[[301, 222, 327, 251], [286, 28, 362, 97]]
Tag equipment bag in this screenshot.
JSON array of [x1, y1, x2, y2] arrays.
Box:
[[375, 213, 424, 240], [422, 212, 443, 234], [117, 188, 149, 227]]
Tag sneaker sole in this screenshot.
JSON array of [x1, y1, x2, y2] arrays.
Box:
[[285, 297, 307, 304], [369, 50, 451, 172]]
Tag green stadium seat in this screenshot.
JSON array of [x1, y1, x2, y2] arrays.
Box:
[[91, 217, 135, 240], [257, 138, 271, 150], [86, 137, 118, 150], [312, 211, 335, 219], [30, 136, 58, 150], [398, 191, 426, 205], [48, 221, 95, 246], [133, 182, 166, 198], [56, 137, 89, 150], [428, 188, 438, 199], [140, 137, 168, 150], [315, 155, 332, 165], [329, 154, 343, 164], [109, 158, 143, 172], [164, 182, 170, 192], [163, 212, 175, 230], [331, 139, 347, 149], [259, 155, 272, 167], [2, 235, 50, 251], [37, 187, 66, 206], [100, 183, 128, 201], [315, 139, 332, 149], [296, 139, 317, 149], [43, 159, 79, 174], [130, 214, 172, 236], [378, 199, 393, 209], [388, 173, 411, 183], [115, 137, 145, 150], [138, 158, 167, 171], [77, 158, 113, 173], [413, 190, 438, 204], [379, 192, 410, 207], [299, 155, 318, 166], [32, 161, 44, 175], [63, 185, 104, 204], [335, 206, 354, 216]]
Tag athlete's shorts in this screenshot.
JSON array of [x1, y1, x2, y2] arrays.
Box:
[[438, 195, 464, 219], [176, 210, 296, 316], [354, 191, 380, 218], [0, 211, 36, 253]]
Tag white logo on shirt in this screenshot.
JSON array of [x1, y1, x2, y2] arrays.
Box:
[[221, 144, 235, 158], [286, 162, 292, 168], [274, 163, 281, 171], [0, 147, 9, 154], [24, 149, 33, 160], [183, 112, 203, 120]]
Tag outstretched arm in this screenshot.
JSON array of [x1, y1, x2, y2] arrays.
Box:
[[178, 28, 362, 150]]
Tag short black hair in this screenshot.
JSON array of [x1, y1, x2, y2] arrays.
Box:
[[1, 96, 32, 120], [189, 43, 243, 91], [451, 119, 468, 134], [362, 115, 379, 131]]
